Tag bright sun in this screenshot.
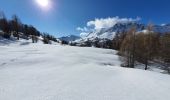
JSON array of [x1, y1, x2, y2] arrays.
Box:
[[36, 0, 49, 7]]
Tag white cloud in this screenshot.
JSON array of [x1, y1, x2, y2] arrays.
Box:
[[77, 16, 141, 37], [161, 24, 166, 26], [87, 16, 141, 30], [76, 27, 88, 31], [77, 27, 90, 38]]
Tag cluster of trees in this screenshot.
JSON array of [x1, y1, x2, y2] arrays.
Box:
[[67, 24, 169, 72], [42, 33, 58, 44], [0, 12, 57, 44], [114, 25, 170, 72]]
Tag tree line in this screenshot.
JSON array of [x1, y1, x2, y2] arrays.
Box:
[[0, 11, 57, 44], [113, 24, 170, 72]]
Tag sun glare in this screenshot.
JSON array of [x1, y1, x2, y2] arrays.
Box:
[[36, 0, 49, 7]]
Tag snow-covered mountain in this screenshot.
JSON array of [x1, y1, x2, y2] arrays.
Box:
[[59, 35, 80, 42], [76, 22, 170, 43], [153, 24, 170, 33]]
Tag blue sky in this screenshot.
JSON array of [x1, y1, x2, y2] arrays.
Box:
[[0, 0, 170, 37]]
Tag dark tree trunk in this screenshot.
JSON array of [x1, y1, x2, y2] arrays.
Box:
[[17, 32, 19, 40], [145, 59, 148, 70]]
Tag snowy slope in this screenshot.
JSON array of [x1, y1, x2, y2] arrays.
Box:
[[0, 35, 60, 46], [0, 43, 170, 100]]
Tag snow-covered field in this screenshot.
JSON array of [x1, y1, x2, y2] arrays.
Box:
[[0, 42, 170, 100]]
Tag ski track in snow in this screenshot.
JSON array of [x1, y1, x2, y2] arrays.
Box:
[[0, 43, 170, 100]]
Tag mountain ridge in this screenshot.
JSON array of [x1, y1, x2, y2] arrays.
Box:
[[59, 35, 80, 42], [75, 22, 170, 43]]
